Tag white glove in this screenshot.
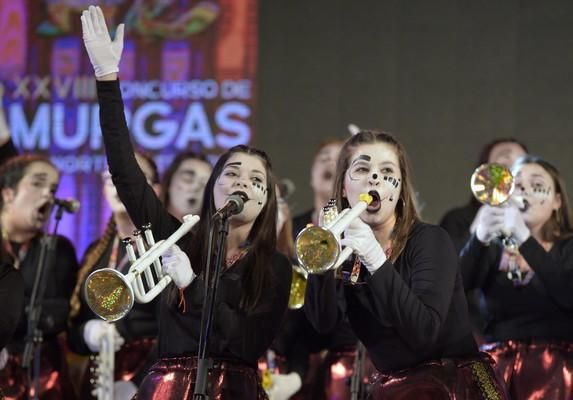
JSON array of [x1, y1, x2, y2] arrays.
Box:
[[340, 217, 386, 274], [162, 244, 195, 289], [83, 319, 124, 352], [266, 372, 302, 400], [0, 347, 8, 370], [475, 205, 505, 244], [503, 205, 530, 245], [114, 380, 138, 400], [81, 5, 124, 77]]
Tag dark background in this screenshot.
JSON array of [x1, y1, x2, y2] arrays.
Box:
[[256, 0, 573, 223]]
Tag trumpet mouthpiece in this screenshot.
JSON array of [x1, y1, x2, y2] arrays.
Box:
[[359, 193, 373, 205]]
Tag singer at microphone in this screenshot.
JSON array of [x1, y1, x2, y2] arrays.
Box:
[[54, 198, 80, 214], [213, 192, 248, 219]]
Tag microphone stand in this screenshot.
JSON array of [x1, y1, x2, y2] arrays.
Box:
[[193, 214, 230, 399], [22, 204, 65, 400]]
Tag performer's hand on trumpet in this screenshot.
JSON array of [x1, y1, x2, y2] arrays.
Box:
[[341, 217, 387, 274], [475, 204, 530, 246], [161, 244, 196, 289], [83, 319, 124, 353]]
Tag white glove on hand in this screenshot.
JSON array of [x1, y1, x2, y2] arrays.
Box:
[[0, 347, 9, 370], [340, 217, 386, 274], [475, 205, 505, 244], [114, 380, 138, 400], [81, 5, 124, 77], [503, 205, 530, 245], [83, 319, 124, 352], [162, 244, 195, 289], [266, 372, 302, 400]]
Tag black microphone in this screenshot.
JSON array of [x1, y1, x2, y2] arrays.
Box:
[[54, 198, 80, 214], [213, 191, 248, 219]]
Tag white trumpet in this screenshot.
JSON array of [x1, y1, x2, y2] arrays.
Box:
[[84, 214, 200, 321], [295, 193, 373, 274], [90, 322, 115, 400]]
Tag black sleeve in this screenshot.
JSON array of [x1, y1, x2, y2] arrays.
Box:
[[0, 138, 18, 166], [39, 236, 78, 336], [520, 236, 573, 310], [459, 234, 499, 290], [97, 80, 180, 240], [304, 271, 343, 335], [366, 226, 459, 351], [0, 264, 24, 348]]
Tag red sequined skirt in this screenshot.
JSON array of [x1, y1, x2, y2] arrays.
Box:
[[0, 341, 76, 400], [483, 339, 573, 400], [368, 352, 509, 400], [135, 356, 267, 400]]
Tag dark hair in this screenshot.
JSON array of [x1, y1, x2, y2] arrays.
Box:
[[0, 154, 57, 210], [174, 145, 278, 311], [333, 130, 419, 262], [312, 138, 345, 164], [476, 137, 529, 167], [512, 155, 573, 241]]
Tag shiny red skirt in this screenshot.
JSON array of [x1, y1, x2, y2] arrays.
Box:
[[368, 353, 509, 400], [483, 339, 573, 400], [0, 341, 76, 400], [81, 337, 156, 399], [135, 356, 267, 400]]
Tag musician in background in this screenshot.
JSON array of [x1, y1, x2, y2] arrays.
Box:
[[162, 151, 212, 221], [0, 154, 78, 399], [304, 130, 508, 398], [460, 155, 573, 399], [68, 151, 162, 400], [440, 138, 528, 344], [81, 6, 292, 397]]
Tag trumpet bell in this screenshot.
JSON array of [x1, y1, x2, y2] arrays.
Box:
[[470, 163, 514, 206], [288, 266, 307, 309], [84, 269, 134, 322], [295, 225, 340, 274]]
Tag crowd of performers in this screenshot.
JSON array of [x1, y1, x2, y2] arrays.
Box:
[[0, 5, 572, 399]]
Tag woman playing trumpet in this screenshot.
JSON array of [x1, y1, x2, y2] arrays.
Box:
[[80, 5, 292, 398], [461, 155, 573, 399], [304, 130, 508, 398]]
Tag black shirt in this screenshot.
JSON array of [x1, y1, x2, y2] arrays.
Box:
[[305, 222, 478, 373], [439, 200, 481, 254], [0, 263, 25, 348], [96, 80, 292, 366], [460, 234, 573, 342]]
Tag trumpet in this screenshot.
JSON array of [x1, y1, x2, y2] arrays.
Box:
[[90, 322, 115, 400], [84, 214, 200, 321], [288, 265, 308, 309], [470, 163, 527, 282], [295, 193, 373, 274]]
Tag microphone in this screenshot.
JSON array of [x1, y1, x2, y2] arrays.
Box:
[[54, 198, 80, 214], [213, 191, 248, 219]]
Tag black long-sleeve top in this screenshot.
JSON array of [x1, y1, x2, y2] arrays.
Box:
[[68, 237, 159, 355], [0, 263, 25, 348], [305, 222, 478, 373], [96, 80, 292, 366], [460, 234, 573, 342], [1, 235, 78, 353], [439, 200, 481, 254]]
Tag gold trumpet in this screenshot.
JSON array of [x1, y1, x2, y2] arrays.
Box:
[[84, 214, 200, 321], [470, 163, 526, 282], [295, 193, 373, 274], [288, 265, 308, 309]]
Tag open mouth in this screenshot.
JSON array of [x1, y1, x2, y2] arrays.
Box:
[[519, 198, 530, 212], [187, 198, 197, 207], [36, 201, 52, 221], [367, 190, 381, 213], [322, 171, 333, 181]]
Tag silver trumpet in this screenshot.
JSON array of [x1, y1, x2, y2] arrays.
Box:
[[90, 322, 116, 400], [84, 214, 200, 321]]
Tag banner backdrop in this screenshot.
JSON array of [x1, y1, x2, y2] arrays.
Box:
[[0, 0, 258, 255]]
